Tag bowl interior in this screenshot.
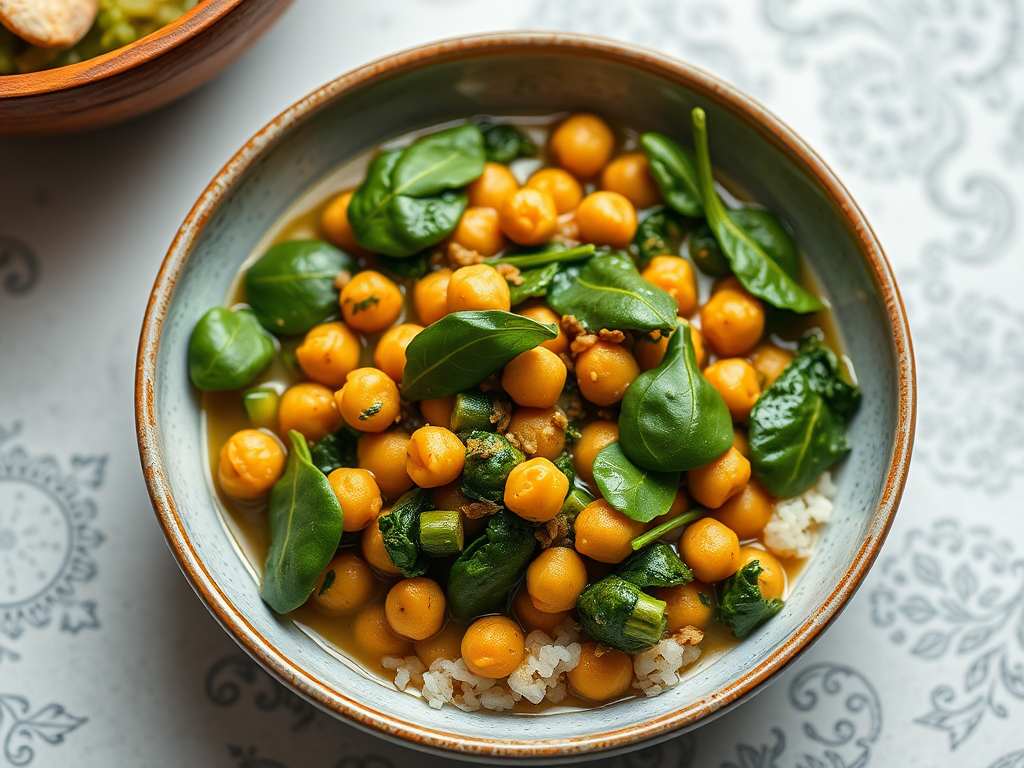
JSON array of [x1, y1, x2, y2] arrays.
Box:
[[146, 41, 906, 758]]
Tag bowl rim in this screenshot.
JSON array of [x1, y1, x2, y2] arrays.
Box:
[[0, 0, 245, 98], [135, 31, 916, 761]]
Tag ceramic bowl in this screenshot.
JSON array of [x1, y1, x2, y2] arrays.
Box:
[[0, 0, 293, 135], [136, 33, 915, 763]]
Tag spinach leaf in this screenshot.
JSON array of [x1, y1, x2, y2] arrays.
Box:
[[787, 339, 862, 420], [188, 307, 275, 391], [632, 207, 695, 267], [447, 511, 536, 620], [401, 310, 557, 400], [308, 427, 359, 475], [488, 243, 595, 269], [375, 252, 430, 282], [640, 133, 703, 218], [593, 442, 679, 523], [687, 224, 732, 277], [718, 560, 783, 639], [547, 251, 677, 333], [245, 240, 356, 336], [260, 431, 345, 613], [348, 124, 486, 257], [576, 576, 667, 653], [478, 121, 537, 163], [619, 322, 733, 472], [378, 489, 432, 578], [691, 108, 823, 314], [508, 262, 560, 306], [688, 211, 799, 281], [616, 542, 693, 589]]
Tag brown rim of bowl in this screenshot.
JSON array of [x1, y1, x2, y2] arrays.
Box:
[[0, 0, 246, 98], [135, 31, 916, 761]]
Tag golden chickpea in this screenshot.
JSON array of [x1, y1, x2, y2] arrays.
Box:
[[373, 323, 423, 384], [575, 341, 640, 406], [656, 581, 716, 632], [525, 168, 583, 214], [688, 447, 751, 509], [527, 546, 588, 613], [353, 603, 414, 658], [295, 322, 362, 389], [572, 420, 619, 486], [680, 517, 741, 583], [501, 347, 567, 409], [732, 428, 750, 458], [327, 468, 382, 532], [420, 396, 455, 429], [512, 585, 569, 634], [406, 426, 465, 488], [217, 429, 285, 499], [750, 343, 795, 389], [447, 264, 511, 313], [575, 499, 646, 563], [334, 367, 401, 433], [634, 331, 669, 372], [414, 268, 452, 326], [550, 114, 615, 179], [431, 480, 472, 511], [467, 161, 519, 210], [704, 358, 761, 422], [641, 256, 698, 317], [358, 430, 414, 499], [461, 616, 525, 678], [452, 207, 507, 257], [712, 481, 770, 541], [601, 153, 661, 209], [321, 190, 360, 253], [712, 276, 745, 294], [340, 270, 403, 333], [576, 191, 638, 249], [415, 621, 465, 668], [517, 305, 568, 354], [385, 577, 446, 641], [499, 188, 558, 246], [505, 407, 567, 460], [504, 457, 569, 523], [362, 512, 403, 577], [309, 552, 378, 616], [737, 546, 786, 601], [700, 288, 765, 357], [568, 642, 634, 703], [278, 382, 343, 442]]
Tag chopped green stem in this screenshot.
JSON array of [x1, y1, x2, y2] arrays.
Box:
[[630, 508, 708, 551], [419, 510, 464, 556], [451, 390, 500, 433], [624, 592, 668, 647], [487, 244, 596, 269]]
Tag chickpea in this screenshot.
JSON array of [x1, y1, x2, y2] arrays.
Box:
[[750, 343, 794, 389], [353, 603, 414, 659], [461, 616, 525, 678], [737, 546, 786, 601], [321, 190, 360, 252], [447, 264, 511, 313], [420, 396, 455, 429], [385, 577, 447, 641], [217, 429, 285, 499], [503, 457, 569, 523], [575, 341, 640, 406], [431, 480, 471, 511], [576, 191, 638, 249], [334, 367, 401, 433], [680, 517, 741, 583], [704, 358, 761, 422], [467, 162, 518, 210], [517, 305, 568, 354], [340, 270, 404, 333], [327, 468, 382, 532], [525, 168, 583, 214], [690, 326, 708, 368], [362, 512, 403, 577], [406, 426, 465, 488], [549, 114, 615, 179], [527, 546, 588, 613], [512, 585, 568, 634], [601, 153, 661, 210], [501, 347, 567, 409], [687, 447, 751, 509], [572, 420, 619, 486], [641, 256, 698, 317], [647, 488, 690, 532], [309, 552, 378, 616], [700, 288, 765, 357], [568, 642, 634, 703], [279, 382, 343, 442], [415, 621, 465, 668], [505, 407, 567, 460], [452, 207, 506, 257], [499, 188, 558, 246], [732, 428, 750, 458], [634, 331, 669, 372], [357, 430, 414, 499], [657, 581, 716, 632], [295, 322, 362, 389], [414, 268, 452, 326], [575, 499, 646, 563], [373, 323, 423, 383], [712, 276, 745, 294]]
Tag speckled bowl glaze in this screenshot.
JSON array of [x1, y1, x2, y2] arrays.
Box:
[[136, 33, 915, 764]]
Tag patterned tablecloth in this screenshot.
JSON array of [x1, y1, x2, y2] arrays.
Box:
[[1, 1, 1022, 765]]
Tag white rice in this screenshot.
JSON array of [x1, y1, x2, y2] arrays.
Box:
[[632, 630, 703, 697], [421, 657, 515, 712], [382, 654, 425, 692], [763, 472, 836, 559], [507, 619, 582, 704]]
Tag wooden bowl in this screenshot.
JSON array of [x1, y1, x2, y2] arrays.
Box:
[[0, 0, 293, 135]]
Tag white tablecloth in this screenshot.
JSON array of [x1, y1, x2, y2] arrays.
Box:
[[2, 1, 1022, 765]]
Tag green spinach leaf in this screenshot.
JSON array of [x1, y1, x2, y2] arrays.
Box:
[[640, 133, 703, 218], [188, 307, 275, 391], [616, 542, 693, 589], [593, 442, 679, 523], [478, 121, 537, 163], [576, 576, 667, 653], [508, 262, 560, 306], [378, 489, 432, 578], [689, 209, 799, 281], [375, 252, 431, 281], [718, 560, 783, 638], [787, 338, 862, 420], [488, 243, 595, 270], [632, 207, 696, 267], [308, 427, 359, 475]]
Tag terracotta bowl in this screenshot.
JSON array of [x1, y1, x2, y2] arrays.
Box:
[[136, 33, 915, 763], [0, 0, 293, 135]]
